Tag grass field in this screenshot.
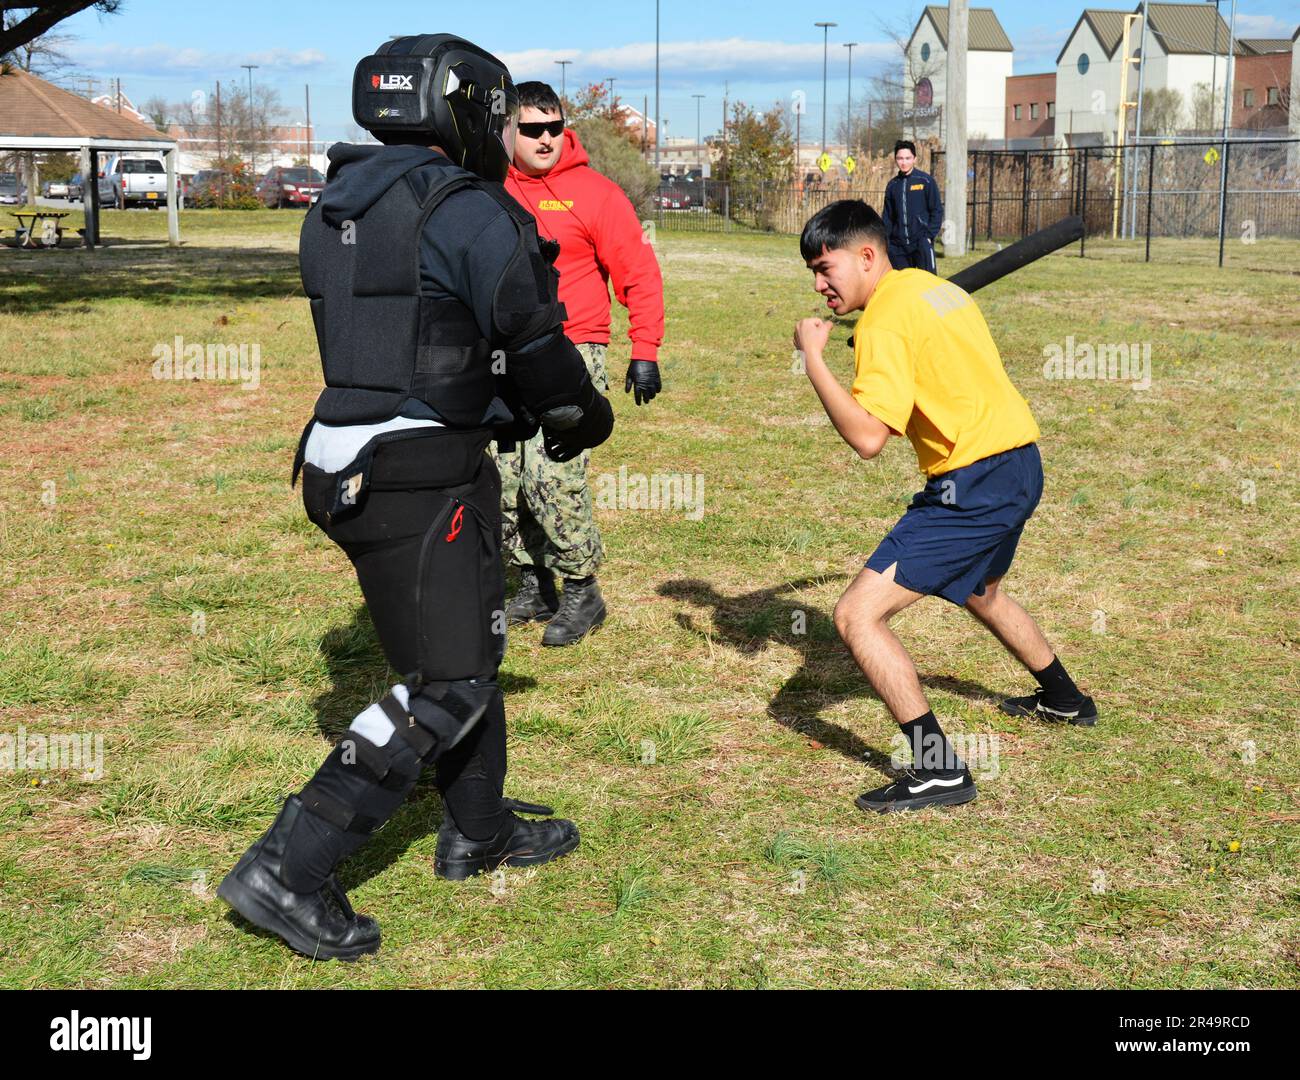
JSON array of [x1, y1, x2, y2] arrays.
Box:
[[1, 208, 1297, 988]]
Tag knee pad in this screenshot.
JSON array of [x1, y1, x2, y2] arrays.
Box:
[[391, 677, 500, 760]]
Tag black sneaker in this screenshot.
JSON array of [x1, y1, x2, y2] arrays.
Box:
[[435, 799, 580, 881], [505, 566, 559, 626], [999, 689, 1098, 726], [541, 576, 606, 646], [855, 769, 977, 814]]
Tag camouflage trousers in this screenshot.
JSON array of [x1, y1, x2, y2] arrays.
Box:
[[492, 342, 608, 580]]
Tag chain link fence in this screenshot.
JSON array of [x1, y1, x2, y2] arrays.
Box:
[[654, 139, 1300, 271]]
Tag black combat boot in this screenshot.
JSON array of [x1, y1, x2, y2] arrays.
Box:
[[541, 575, 606, 646], [217, 796, 381, 961], [505, 565, 559, 625], [434, 799, 580, 881]]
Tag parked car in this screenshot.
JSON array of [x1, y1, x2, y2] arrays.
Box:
[[255, 166, 324, 208], [66, 173, 85, 200], [0, 173, 27, 205], [98, 155, 168, 209], [42, 180, 69, 199], [656, 184, 694, 210]]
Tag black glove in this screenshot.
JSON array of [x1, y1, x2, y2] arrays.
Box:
[[623, 359, 662, 406], [540, 385, 614, 463]]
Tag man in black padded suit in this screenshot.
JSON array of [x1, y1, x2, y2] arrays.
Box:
[[217, 33, 615, 961]]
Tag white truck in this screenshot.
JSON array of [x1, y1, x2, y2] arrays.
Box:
[[99, 155, 168, 209]]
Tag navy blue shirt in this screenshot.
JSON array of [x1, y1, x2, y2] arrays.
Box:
[[881, 167, 943, 251]]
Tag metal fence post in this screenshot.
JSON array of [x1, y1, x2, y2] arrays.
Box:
[[1080, 148, 1089, 258], [1217, 141, 1231, 268], [970, 151, 978, 252], [1020, 150, 1030, 240], [1144, 143, 1155, 263], [987, 150, 995, 240]]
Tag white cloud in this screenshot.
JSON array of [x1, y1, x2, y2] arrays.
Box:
[[1232, 13, 1298, 39], [499, 37, 897, 82], [63, 41, 329, 74]]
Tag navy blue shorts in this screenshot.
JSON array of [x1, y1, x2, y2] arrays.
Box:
[[866, 443, 1043, 606]]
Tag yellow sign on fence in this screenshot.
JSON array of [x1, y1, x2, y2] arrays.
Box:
[[816, 152, 832, 173]]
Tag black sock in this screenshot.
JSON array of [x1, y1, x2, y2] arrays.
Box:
[[1033, 655, 1084, 708], [898, 711, 965, 776]]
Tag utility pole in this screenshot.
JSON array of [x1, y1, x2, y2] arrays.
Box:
[[693, 93, 705, 171], [815, 21, 837, 154], [304, 85, 312, 169], [946, 0, 968, 256], [554, 59, 572, 102], [1129, 1, 1150, 238], [844, 42, 858, 156], [654, 0, 661, 173], [242, 64, 259, 175], [606, 77, 618, 120]]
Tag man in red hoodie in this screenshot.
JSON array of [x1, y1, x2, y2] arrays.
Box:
[[499, 81, 665, 645]]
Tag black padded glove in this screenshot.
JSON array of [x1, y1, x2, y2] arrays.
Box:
[[540, 385, 614, 463], [623, 359, 662, 406]]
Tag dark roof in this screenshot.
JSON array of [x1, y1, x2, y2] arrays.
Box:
[[0, 66, 172, 143], [1143, 3, 1234, 56], [1057, 9, 1131, 65], [909, 6, 1014, 54], [1235, 38, 1293, 56]]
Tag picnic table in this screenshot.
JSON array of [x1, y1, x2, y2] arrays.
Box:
[[11, 210, 70, 249]]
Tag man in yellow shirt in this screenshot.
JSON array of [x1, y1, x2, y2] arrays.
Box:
[[793, 199, 1095, 814]]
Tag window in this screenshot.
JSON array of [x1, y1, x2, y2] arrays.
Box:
[[1077, 53, 1090, 75], [1267, 87, 1280, 106], [1030, 103, 1039, 119], [1243, 88, 1255, 107], [1014, 104, 1022, 120], [1047, 101, 1056, 118], [921, 42, 931, 62]]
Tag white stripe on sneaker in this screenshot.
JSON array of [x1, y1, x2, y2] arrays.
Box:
[[1035, 702, 1081, 718], [907, 775, 966, 795]]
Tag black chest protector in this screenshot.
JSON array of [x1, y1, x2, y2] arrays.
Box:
[[299, 163, 539, 427]]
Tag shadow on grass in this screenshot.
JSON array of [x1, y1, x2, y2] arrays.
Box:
[[0, 241, 301, 312], [658, 577, 1006, 774], [306, 603, 537, 892]]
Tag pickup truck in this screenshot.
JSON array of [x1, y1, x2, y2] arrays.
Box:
[[99, 155, 168, 209]]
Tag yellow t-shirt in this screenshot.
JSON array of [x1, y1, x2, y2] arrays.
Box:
[[851, 268, 1040, 477]]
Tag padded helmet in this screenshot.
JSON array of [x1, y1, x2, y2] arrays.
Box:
[[352, 34, 518, 181]]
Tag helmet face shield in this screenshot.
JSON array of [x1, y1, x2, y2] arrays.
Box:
[[499, 107, 519, 169]]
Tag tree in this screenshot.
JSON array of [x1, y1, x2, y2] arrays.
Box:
[[1188, 82, 1221, 132], [0, 3, 118, 61], [713, 100, 794, 188], [569, 116, 658, 216], [141, 95, 170, 133], [1139, 87, 1185, 136]]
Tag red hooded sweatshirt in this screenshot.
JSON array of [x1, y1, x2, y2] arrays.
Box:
[[506, 128, 664, 362]]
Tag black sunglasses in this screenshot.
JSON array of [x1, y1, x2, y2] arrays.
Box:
[[518, 120, 565, 139]]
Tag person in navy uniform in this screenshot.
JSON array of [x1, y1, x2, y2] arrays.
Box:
[[881, 140, 943, 272]]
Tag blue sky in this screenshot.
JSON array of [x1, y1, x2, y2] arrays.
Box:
[[55, 0, 1299, 143]]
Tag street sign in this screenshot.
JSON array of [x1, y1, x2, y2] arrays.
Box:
[[817, 151, 831, 173], [844, 155, 856, 175], [1204, 147, 1220, 165]]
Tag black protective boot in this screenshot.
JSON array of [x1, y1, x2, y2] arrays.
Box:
[[434, 799, 580, 881], [217, 796, 381, 961], [541, 575, 606, 646], [505, 565, 559, 625]]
